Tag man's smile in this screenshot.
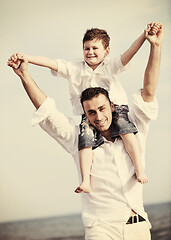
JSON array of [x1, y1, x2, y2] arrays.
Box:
[[95, 118, 107, 128]]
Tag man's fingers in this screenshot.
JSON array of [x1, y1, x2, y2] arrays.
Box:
[[8, 61, 18, 69], [9, 52, 24, 62], [7, 56, 23, 69], [147, 22, 163, 36]]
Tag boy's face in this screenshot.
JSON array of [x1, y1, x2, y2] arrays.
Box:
[[83, 93, 114, 137], [83, 39, 110, 70]]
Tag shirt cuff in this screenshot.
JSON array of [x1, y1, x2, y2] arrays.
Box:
[[132, 90, 158, 120], [50, 60, 58, 77], [31, 97, 56, 126], [119, 55, 131, 71]]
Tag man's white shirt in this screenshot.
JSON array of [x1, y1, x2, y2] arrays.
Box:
[[31, 90, 158, 231]]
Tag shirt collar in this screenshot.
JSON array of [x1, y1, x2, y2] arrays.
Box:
[[82, 57, 110, 72]]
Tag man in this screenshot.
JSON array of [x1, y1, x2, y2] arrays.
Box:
[[8, 23, 163, 239]]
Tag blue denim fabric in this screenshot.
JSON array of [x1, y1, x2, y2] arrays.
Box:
[[78, 105, 138, 151], [78, 114, 104, 150], [111, 104, 138, 138]]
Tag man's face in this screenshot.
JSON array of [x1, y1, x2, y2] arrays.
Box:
[[83, 39, 110, 70], [83, 94, 114, 136]]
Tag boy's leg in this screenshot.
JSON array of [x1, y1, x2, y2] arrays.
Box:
[[121, 133, 148, 184], [76, 115, 94, 193], [76, 114, 104, 193], [75, 147, 93, 193]]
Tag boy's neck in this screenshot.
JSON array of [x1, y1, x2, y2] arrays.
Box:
[[86, 61, 103, 71]]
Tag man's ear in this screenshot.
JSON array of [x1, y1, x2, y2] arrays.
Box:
[[105, 46, 110, 57], [84, 112, 90, 123], [111, 102, 114, 112]]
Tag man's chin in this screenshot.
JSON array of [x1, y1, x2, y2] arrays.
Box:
[[95, 125, 107, 132]]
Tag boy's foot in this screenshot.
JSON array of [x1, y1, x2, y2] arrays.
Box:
[[75, 182, 92, 193], [136, 172, 149, 184]]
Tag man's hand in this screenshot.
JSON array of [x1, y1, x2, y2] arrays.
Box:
[[145, 22, 163, 46], [8, 53, 28, 77], [7, 52, 24, 68]]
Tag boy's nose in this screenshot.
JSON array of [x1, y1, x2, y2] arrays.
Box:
[[89, 48, 93, 54]]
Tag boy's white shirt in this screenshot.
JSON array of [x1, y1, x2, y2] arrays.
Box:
[[51, 56, 129, 115]]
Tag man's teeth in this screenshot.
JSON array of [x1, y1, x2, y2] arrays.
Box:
[[97, 120, 106, 125]]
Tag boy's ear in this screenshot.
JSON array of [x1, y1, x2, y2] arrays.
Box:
[[111, 102, 114, 112], [105, 46, 110, 57]]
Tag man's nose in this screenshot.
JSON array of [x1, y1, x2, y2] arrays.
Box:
[[96, 112, 103, 121]]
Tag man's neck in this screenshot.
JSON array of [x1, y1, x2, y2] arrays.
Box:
[[101, 129, 113, 142]]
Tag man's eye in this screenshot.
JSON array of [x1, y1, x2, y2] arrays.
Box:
[[89, 112, 95, 116]]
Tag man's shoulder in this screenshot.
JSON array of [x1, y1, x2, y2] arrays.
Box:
[[32, 97, 79, 154], [129, 90, 158, 127]]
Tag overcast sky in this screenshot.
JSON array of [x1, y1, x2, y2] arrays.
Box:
[[0, 0, 171, 222]]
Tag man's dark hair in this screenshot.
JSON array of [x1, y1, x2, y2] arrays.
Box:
[[83, 28, 110, 49], [80, 87, 111, 107]]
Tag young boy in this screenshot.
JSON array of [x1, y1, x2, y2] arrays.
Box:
[[8, 22, 160, 194]]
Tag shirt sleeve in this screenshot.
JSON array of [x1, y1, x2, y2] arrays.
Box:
[[109, 56, 130, 75], [31, 97, 78, 155], [129, 89, 158, 133], [50, 59, 75, 79]]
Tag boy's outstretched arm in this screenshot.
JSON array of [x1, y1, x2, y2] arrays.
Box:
[[121, 32, 145, 66], [120, 22, 160, 66], [8, 53, 58, 71], [8, 55, 47, 109], [141, 23, 163, 102]]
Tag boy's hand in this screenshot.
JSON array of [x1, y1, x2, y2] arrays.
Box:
[[8, 54, 28, 77], [145, 22, 163, 46], [7, 52, 24, 69]]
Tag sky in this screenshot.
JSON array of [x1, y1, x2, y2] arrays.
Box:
[[0, 0, 171, 223]]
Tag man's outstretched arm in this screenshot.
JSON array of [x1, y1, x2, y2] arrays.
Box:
[[8, 55, 78, 154], [8, 55, 47, 109], [141, 23, 163, 103]]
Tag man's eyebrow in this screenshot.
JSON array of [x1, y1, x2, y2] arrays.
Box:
[[98, 104, 105, 109], [87, 109, 95, 113], [87, 104, 105, 113]]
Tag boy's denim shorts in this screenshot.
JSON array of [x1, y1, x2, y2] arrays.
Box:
[[78, 104, 138, 151]]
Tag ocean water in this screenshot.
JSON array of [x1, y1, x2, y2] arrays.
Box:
[[0, 202, 170, 240]]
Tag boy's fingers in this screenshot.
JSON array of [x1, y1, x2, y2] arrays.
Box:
[[144, 28, 149, 38], [16, 52, 23, 58], [147, 24, 151, 30], [150, 28, 158, 35], [12, 53, 18, 61], [148, 22, 162, 36], [149, 22, 155, 28], [151, 25, 159, 30], [9, 52, 23, 62]]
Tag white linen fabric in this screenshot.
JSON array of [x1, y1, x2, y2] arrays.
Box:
[[51, 56, 128, 115], [32, 90, 158, 234]]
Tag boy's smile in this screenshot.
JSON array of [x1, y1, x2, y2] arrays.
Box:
[[83, 39, 110, 70]]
